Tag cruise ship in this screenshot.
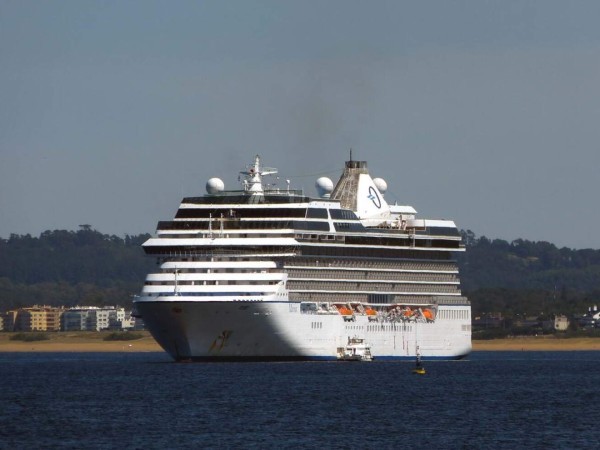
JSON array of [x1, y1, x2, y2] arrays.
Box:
[[134, 155, 471, 361]]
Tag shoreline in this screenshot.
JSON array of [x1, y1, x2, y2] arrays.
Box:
[[1, 332, 600, 353], [472, 336, 600, 351], [0, 331, 162, 353]]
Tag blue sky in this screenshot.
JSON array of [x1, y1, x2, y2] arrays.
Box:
[[2, 1, 600, 248]]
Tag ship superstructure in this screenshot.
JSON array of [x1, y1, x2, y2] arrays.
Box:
[[134, 155, 471, 361]]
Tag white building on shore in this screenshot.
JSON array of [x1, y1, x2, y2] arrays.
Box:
[[61, 307, 139, 331]]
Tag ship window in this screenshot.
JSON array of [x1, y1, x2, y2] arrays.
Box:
[[293, 221, 330, 231], [334, 222, 365, 232], [330, 209, 359, 220], [306, 208, 328, 219], [175, 207, 308, 219]]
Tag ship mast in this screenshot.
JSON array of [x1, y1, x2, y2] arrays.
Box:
[[239, 155, 278, 194]]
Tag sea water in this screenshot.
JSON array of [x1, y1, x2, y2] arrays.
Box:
[[0, 351, 598, 449]]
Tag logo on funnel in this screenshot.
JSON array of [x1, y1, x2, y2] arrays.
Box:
[[367, 186, 382, 208]]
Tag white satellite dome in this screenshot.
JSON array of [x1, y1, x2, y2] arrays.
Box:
[[206, 177, 225, 194], [315, 177, 334, 198], [373, 177, 388, 195]]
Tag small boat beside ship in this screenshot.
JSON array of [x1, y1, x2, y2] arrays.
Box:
[[336, 337, 373, 361]]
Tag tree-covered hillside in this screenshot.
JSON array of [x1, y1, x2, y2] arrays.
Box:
[[458, 230, 600, 317], [0, 227, 153, 310]]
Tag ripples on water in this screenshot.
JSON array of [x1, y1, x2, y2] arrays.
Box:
[[0, 351, 598, 449]]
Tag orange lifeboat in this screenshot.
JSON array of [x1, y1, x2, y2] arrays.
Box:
[[365, 308, 377, 316], [423, 309, 434, 320], [336, 305, 354, 316], [403, 307, 413, 317]]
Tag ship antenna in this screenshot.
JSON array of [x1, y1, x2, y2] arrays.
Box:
[[350, 148, 353, 161]]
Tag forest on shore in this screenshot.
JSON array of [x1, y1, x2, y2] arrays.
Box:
[[0, 227, 153, 311], [458, 230, 600, 319], [1, 227, 599, 322]]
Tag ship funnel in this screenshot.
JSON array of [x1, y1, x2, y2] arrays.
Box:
[[331, 159, 391, 225]]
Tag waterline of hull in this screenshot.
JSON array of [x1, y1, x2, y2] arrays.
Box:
[[173, 354, 470, 362], [136, 298, 471, 361]]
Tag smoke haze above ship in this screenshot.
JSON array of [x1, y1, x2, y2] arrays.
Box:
[[2, 1, 600, 249]]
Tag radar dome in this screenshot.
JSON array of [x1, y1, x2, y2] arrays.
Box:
[[373, 178, 388, 194], [206, 177, 225, 195], [315, 177, 334, 198]]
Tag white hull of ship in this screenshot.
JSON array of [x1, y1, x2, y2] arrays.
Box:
[[136, 296, 471, 361]]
